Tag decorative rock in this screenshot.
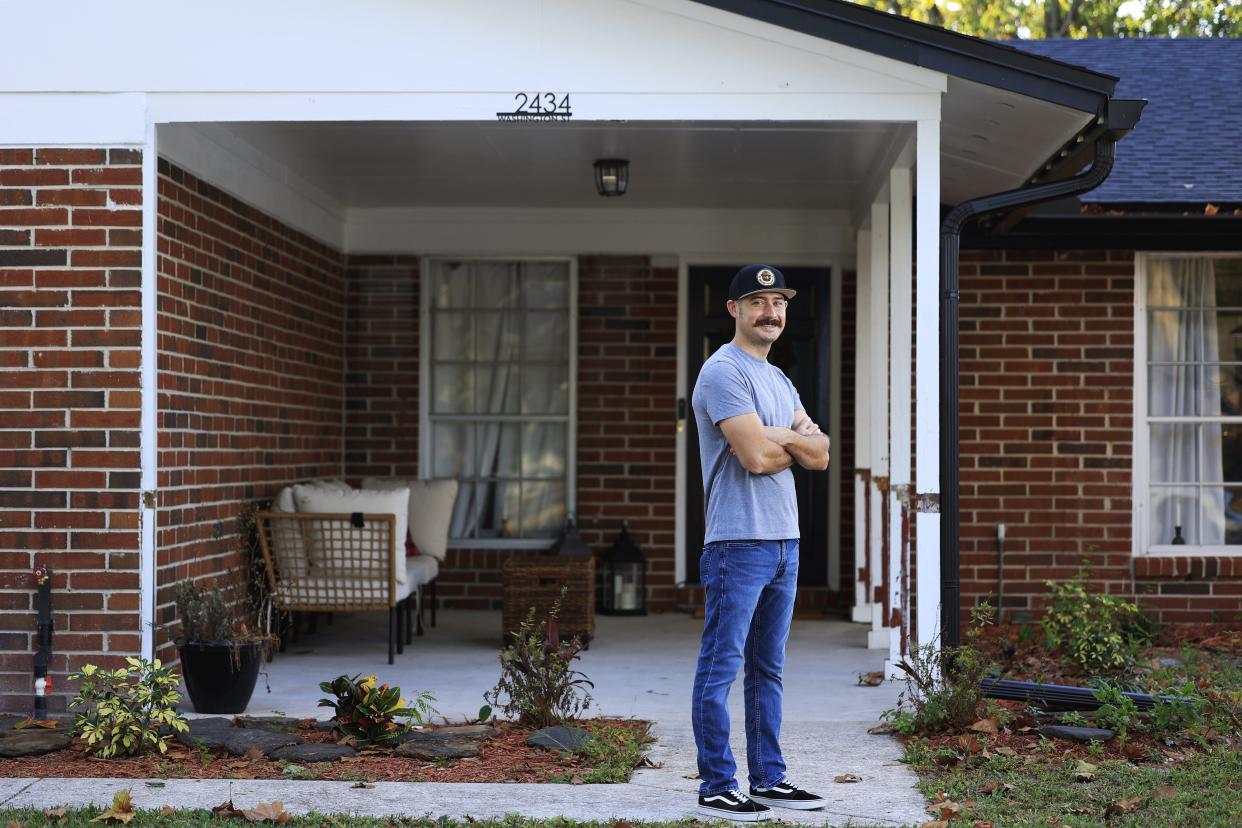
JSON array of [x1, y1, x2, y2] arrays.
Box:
[[526, 725, 592, 753], [233, 716, 303, 732], [267, 743, 356, 762], [222, 730, 303, 756], [176, 717, 235, 749], [0, 729, 72, 757], [395, 739, 481, 760], [399, 724, 498, 744], [1040, 725, 1115, 743]]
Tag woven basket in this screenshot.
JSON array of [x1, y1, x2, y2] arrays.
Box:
[[501, 554, 595, 645]]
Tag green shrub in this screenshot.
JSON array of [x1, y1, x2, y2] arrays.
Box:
[[1148, 684, 1202, 738], [484, 592, 594, 727], [69, 658, 189, 758], [1042, 571, 1147, 674], [318, 673, 435, 748], [885, 604, 997, 735], [1091, 680, 1140, 741]]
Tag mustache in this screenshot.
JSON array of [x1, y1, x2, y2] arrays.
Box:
[[754, 318, 782, 327]]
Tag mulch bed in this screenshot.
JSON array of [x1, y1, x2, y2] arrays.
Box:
[[899, 622, 1242, 769], [0, 718, 648, 783]]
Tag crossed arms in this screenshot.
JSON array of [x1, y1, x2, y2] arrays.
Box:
[[719, 409, 830, 475]]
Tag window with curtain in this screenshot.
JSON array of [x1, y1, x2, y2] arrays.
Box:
[[425, 259, 574, 543], [1144, 256, 1242, 551]]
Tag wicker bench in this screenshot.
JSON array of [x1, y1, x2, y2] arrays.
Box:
[[256, 511, 419, 664], [501, 555, 595, 647]]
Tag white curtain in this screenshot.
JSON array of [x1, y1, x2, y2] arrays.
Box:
[[439, 261, 567, 540], [1149, 258, 1225, 545]]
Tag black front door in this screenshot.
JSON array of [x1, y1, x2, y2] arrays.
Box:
[[684, 266, 832, 587]]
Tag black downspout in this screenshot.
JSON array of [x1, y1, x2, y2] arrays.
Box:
[[939, 136, 1118, 649]]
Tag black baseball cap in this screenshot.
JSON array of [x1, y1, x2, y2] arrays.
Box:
[[728, 264, 796, 301]]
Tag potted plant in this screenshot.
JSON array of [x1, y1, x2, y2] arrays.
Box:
[[174, 579, 272, 714]]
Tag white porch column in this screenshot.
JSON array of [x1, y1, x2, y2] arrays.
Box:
[[139, 121, 158, 660], [887, 166, 913, 673], [851, 228, 873, 624], [915, 117, 942, 649], [866, 200, 890, 650]]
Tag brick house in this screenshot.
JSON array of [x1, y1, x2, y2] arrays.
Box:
[[0, 0, 1234, 713]]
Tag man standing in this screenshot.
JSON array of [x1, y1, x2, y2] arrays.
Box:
[[690, 264, 830, 822]]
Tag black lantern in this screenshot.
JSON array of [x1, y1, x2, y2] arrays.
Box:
[[593, 158, 629, 197], [599, 522, 646, 615], [549, 515, 592, 558]]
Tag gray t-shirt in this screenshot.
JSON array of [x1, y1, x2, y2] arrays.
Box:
[[692, 343, 803, 543]]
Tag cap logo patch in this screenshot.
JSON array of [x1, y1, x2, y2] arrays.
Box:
[[756, 268, 776, 286]]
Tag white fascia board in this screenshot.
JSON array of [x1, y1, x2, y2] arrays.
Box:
[[144, 92, 941, 125], [346, 207, 852, 257], [0, 93, 145, 145], [3, 0, 947, 98], [157, 124, 346, 250]]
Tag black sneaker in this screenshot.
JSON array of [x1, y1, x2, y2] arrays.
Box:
[[698, 789, 772, 822], [748, 780, 827, 810]]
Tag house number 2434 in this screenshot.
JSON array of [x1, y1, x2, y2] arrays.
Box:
[[512, 93, 571, 114]]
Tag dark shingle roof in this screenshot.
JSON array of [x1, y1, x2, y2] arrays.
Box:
[[1010, 38, 1242, 204]]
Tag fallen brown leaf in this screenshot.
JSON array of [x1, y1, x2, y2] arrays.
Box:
[[1073, 759, 1098, 782], [956, 734, 984, 754], [242, 801, 292, 824], [833, 774, 863, 783], [920, 822, 950, 828], [927, 800, 963, 820], [1105, 796, 1141, 817], [683, 772, 700, 779], [212, 800, 246, 819], [45, 807, 69, 825], [994, 746, 1018, 757], [569, 775, 585, 785], [867, 722, 897, 735], [1153, 785, 1178, 799], [858, 671, 885, 687], [91, 790, 136, 825], [980, 780, 1013, 796], [968, 718, 999, 735], [8, 819, 24, 828], [933, 753, 961, 767], [243, 747, 265, 762], [1205, 203, 1219, 216], [972, 821, 994, 828], [160, 806, 174, 816]]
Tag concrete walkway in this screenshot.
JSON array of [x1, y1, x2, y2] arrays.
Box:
[[0, 611, 928, 826]]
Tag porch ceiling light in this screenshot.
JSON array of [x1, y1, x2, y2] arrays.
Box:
[[593, 158, 629, 197]]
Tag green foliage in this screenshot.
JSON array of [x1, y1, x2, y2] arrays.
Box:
[[884, 604, 997, 735], [547, 720, 656, 784], [485, 592, 594, 728], [318, 673, 436, 748], [849, 0, 1241, 39], [1148, 684, 1201, 738], [174, 579, 237, 643], [1092, 680, 1141, 740], [69, 658, 189, 759], [1042, 571, 1147, 674]]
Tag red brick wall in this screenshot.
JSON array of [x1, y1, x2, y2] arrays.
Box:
[[155, 161, 347, 656], [957, 248, 1242, 625], [0, 147, 144, 712]]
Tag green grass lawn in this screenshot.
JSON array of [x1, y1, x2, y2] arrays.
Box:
[[910, 744, 1242, 827]]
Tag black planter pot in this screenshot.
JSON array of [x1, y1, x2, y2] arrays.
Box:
[[178, 640, 264, 714]]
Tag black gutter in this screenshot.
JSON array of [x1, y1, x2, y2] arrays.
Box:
[[692, 0, 1118, 113], [940, 100, 1145, 648], [963, 214, 1242, 251]]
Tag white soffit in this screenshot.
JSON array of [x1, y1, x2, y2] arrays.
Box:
[[941, 76, 1095, 204]]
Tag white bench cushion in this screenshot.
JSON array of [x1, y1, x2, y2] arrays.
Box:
[[292, 485, 410, 585], [362, 477, 458, 563]]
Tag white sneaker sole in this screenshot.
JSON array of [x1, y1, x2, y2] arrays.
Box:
[[749, 794, 827, 811], [697, 804, 772, 822]]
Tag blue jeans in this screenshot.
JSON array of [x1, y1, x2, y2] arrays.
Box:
[[691, 538, 798, 795]]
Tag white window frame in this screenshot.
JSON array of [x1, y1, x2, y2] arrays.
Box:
[[1134, 251, 1242, 557], [419, 255, 578, 550]]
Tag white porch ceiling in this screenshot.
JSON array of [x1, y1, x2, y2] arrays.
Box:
[[201, 121, 902, 211]]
